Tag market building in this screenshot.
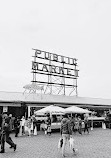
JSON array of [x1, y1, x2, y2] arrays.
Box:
[[1, 49, 111, 118], [0, 91, 111, 117]]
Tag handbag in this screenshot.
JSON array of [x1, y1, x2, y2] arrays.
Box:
[[69, 137, 74, 150], [31, 122, 33, 131], [47, 125, 51, 133], [58, 138, 63, 149]]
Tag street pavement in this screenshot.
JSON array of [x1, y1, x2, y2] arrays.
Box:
[[0, 128, 111, 158]]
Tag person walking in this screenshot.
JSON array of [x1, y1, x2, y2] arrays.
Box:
[[0, 114, 2, 144], [21, 116, 25, 135], [27, 117, 32, 136], [78, 116, 82, 135], [70, 116, 75, 134], [60, 114, 76, 157], [14, 117, 20, 137], [0, 113, 6, 153], [32, 115, 37, 134], [73, 116, 78, 134], [45, 113, 51, 136], [9, 114, 14, 131], [84, 116, 89, 134], [0, 113, 17, 153]]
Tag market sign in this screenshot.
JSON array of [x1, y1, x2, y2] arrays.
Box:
[[32, 49, 78, 78], [31, 49, 79, 95], [32, 61, 78, 77]]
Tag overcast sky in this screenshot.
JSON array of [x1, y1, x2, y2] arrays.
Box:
[[0, 0, 111, 99]]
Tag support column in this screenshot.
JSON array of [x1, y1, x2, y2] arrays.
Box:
[[28, 106, 31, 117]]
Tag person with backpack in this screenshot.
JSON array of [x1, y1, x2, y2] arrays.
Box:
[[60, 114, 77, 157], [0, 113, 17, 153]]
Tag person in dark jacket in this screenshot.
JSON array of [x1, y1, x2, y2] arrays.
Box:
[[0, 113, 17, 153], [14, 117, 20, 137], [78, 116, 82, 135], [60, 114, 76, 157], [0, 114, 2, 144], [0, 113, 6, 153], [84, 116, 89, 134]]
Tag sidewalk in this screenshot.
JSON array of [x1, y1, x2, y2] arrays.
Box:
[[0, 128, 111, 158]]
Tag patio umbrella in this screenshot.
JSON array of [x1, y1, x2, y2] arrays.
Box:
[[64, 106, 92, 114], [34, 105, 65, 115]]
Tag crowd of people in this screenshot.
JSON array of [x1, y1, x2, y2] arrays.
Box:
[[69, 114, 89, 135], [60, 114, 89, 157], [0, 112, 89, 155], [0, 112, 53, 153]]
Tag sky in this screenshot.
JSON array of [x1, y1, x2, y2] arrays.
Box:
[[0, 0, 111, 99]]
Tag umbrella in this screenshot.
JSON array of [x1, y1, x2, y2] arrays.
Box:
[[34, 105, 65, 115], [64, 106, 92, 114]]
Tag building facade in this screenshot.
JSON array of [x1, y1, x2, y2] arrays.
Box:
[[0, 91, 111, 117]]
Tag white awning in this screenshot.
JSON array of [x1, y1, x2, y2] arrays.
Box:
[[34, 105, 65, 115], [64, 105, 92, 114]]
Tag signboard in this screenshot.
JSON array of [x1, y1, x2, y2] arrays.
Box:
[[31, 49, 79, 96], [3, 106, 8, 112]]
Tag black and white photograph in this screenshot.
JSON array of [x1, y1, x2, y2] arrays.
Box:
[[0, 0, 111, 158]]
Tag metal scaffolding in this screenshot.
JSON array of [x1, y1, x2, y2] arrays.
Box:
[[31, 49, 79, 96]]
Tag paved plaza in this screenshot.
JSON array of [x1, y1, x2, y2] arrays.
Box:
[[0, 128, 111, 158]]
